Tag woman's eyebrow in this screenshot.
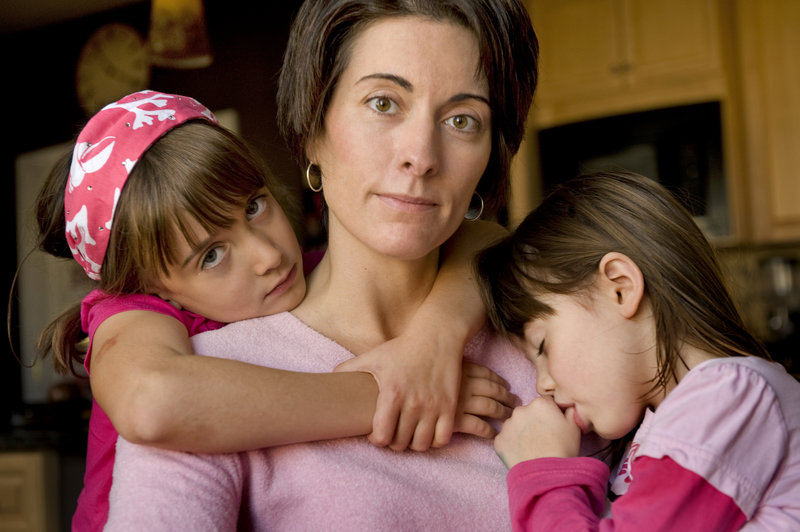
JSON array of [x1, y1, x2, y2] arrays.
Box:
[[358, 73, 412, 90], [357, 73, 490, 106]]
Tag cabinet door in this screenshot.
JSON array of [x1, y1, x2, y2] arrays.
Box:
[[625, 0, 722, 85], [531, 0, 624, 104], [737, 0, 800, 242], [529, 0, 725, 127], [0, 451, 58, 532]]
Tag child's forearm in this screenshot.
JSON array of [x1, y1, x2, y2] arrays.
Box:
[[426, 219, 508, 342], [91, 311, 377, 453], [106, 355, 378, 452]]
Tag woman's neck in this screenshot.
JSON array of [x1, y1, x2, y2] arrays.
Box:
[[293, 236, 440, 355]]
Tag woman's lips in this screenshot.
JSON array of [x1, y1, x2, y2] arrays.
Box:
[[376, 193, 437, 213]]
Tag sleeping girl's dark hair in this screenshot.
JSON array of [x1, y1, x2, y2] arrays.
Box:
[[477, 171, 769, 394]]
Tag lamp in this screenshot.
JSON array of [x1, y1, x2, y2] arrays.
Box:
[[148, 0, 213, 69]]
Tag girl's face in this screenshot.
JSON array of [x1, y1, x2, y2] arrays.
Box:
[[519, 290, 656, 440], [149, 188, 306, 323], [310, 16, 492, 260]]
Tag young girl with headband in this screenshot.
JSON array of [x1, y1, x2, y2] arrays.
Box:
[[477, 171, 800, 530], [35, 90, 513, 530]]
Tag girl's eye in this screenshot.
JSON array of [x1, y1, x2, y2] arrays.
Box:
[[367, 96, 397, 114], [537, 340, 545, 358], [246, 195, 268, 220], [201, 246, 225, 270], [445, 114, 479, 132]]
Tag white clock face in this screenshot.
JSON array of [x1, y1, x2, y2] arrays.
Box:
[[76, 23, 151, 115]]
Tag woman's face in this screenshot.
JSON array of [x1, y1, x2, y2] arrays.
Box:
[[310, 16, 492, 260]]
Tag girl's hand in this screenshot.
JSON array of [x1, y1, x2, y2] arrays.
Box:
[[335, 330, 461, 452], [334, 221, 508, 452], [454, 361, 518, 438], [493, 396, 582, 469]]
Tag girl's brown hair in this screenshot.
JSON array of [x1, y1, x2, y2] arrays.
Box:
[[477, 171, 770, 395], [34, 121, 295, 375], [276, 0, 538, 217]]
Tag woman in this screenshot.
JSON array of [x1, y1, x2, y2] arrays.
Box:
[[105, 1, 540, 529]]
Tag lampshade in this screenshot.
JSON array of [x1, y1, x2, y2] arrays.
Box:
[[148, 0, 213, 69]]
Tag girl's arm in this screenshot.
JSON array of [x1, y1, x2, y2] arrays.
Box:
[[90, 310, 376, 451], [90, 307, 516, 452], [104, 362, 516, 530], [335, 220, 508, 451], [506, 456, 746, 531], [496, 396, 746, 530]]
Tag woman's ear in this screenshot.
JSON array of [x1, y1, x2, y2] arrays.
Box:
[[597, 252, 645, 319]]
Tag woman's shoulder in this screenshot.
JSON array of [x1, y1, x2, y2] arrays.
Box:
[[190, 312, 354, 371]]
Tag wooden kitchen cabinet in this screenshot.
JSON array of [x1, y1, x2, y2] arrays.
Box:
[[0, 451, 58, 532], [528, 0, 725, 127], [734, 0, 800, 243]]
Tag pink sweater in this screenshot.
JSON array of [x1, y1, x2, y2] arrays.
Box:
[[105, 312, 539, 530]]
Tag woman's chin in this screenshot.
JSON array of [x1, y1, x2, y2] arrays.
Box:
[[365, 231, 446, 260]]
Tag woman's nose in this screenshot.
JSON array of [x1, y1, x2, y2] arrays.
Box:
[[399, 116, 439, 177]]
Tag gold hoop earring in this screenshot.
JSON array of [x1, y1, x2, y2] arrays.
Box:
[[306, 163, 323, 192], [465, 192, 484, 221]]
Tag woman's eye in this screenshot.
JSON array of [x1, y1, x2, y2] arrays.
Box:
[[201, 247, 225, 270], [445, 114, 479, 131], [367, 96, 397, 114], [246, 196, 268, 220]]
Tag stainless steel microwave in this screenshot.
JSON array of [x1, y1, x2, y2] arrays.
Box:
[[537, 101, 728, 239]]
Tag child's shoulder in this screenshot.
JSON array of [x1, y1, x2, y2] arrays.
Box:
[[83, 289, 181, 319], [646, 355, 799, 466], [688, 356, 799, 403], [82, 289, 223, 337], [640, 356, 800, 521], [634, 356, 798, 519]]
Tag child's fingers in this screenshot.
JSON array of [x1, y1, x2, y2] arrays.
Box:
[[462, 361, 511, 389], [368, 397, 400, 448], [463, 375, 518, 409], [462, 394, 514, 422], [494, 398, 582, 466], [406, 415, 437, 452], [431, 414, 455, 448], [454, 413, 497, 439], [386, 410, 416, 451]]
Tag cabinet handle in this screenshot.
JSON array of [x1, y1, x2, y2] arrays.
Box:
[[610, 62, 633, 76]]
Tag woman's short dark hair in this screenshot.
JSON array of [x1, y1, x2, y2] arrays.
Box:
[[277, 0, 538, 216]]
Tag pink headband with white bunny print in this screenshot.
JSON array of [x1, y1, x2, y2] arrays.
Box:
[[65, 90, 217, 279]]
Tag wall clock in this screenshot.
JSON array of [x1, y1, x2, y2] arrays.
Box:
[[75, 23, 151, 116]]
